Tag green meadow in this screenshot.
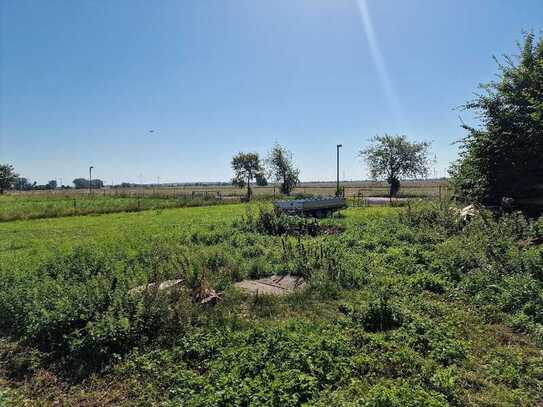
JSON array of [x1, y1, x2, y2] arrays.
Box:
[[0, 194, 227, 222], [0, 203, 542, 406]]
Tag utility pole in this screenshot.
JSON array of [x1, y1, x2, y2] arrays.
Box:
[[89, 166, 94, 195], [336, 144, 342, 196], [152, 176, 158, 194]]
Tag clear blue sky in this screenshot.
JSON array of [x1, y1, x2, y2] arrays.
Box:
[[1, 0, 542, 185]]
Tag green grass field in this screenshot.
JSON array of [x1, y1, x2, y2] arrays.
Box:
[[0, 204, 244, 269], [0, 194, 228, 222], [1, 179, 451, 222], [1, 203, 542, 406]]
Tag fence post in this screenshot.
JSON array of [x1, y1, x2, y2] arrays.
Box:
[[73, 199, 77, 211], [138, 197, 141, 211]]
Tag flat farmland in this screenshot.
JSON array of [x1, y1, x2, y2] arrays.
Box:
[[1, 180, 451, 222], [0, 193, 227, 222], [11, 179, 451, 199]]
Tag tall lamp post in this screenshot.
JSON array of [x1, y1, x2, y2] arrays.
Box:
[[89, 166, 94, 195], [336, 144, 342, 196]]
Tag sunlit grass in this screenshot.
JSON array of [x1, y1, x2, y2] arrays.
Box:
[[0, 203, 541, 405]]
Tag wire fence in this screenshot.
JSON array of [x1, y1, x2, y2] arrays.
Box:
[[1, 182, 454, 222], [10, 182, 452, 200]]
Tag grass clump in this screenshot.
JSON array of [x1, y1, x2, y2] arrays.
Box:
[[340, 282, 405, 332], [236, 206, 324, 236]]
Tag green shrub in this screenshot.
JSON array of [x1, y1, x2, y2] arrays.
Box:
[[401, 202, 461, 236], [408, 272, 447, 294], [237, 206, 323, 236], [357, 300, 404, 332], [341, 295, 405, 333]]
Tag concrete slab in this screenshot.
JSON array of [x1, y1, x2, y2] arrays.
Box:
[[234, 274, 305, 296]]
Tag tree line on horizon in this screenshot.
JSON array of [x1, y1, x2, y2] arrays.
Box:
[[0, 169, 106, 193]]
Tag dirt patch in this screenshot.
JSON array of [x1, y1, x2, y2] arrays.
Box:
[[234, 275, 305, 296]]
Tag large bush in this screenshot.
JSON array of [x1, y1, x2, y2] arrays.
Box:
[[236, 206, 323, 236], [450, 33, 543, 204]]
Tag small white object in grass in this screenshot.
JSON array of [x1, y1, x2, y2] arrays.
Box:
[[128, 279, 183, 295]]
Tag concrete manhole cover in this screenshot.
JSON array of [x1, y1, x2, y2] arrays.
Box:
[[234, 274, 305, 296]]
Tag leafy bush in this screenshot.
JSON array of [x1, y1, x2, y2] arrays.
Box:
[[408, 272, 447, 294], [400, 201, 461, 236], [237, 206, 322, 236], [350, 301, 404, 332], [341, 290, 405, 333], [450, 33, 543, 204]]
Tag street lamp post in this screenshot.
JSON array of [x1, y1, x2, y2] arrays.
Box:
[[336, 144, 342, 196], [89, 166, 94, 195]]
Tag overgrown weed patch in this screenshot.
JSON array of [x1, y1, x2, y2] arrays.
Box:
[[0, 204, 542, 405]]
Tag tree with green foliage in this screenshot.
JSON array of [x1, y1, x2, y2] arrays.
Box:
[[73, 178, 88, 189], [266, 143, 300, 195], [73, 178, 104, 189], [359, 134, 431, 197], [231, 152, 264, 200], [255, 173, 268, 186], [14, 177, 33, 191], [450, 33, 543, 204], [46, 180, 58, 190], [0, 164, 18, 194]]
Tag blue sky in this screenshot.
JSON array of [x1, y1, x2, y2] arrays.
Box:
[[1, 0, 542, 185]]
